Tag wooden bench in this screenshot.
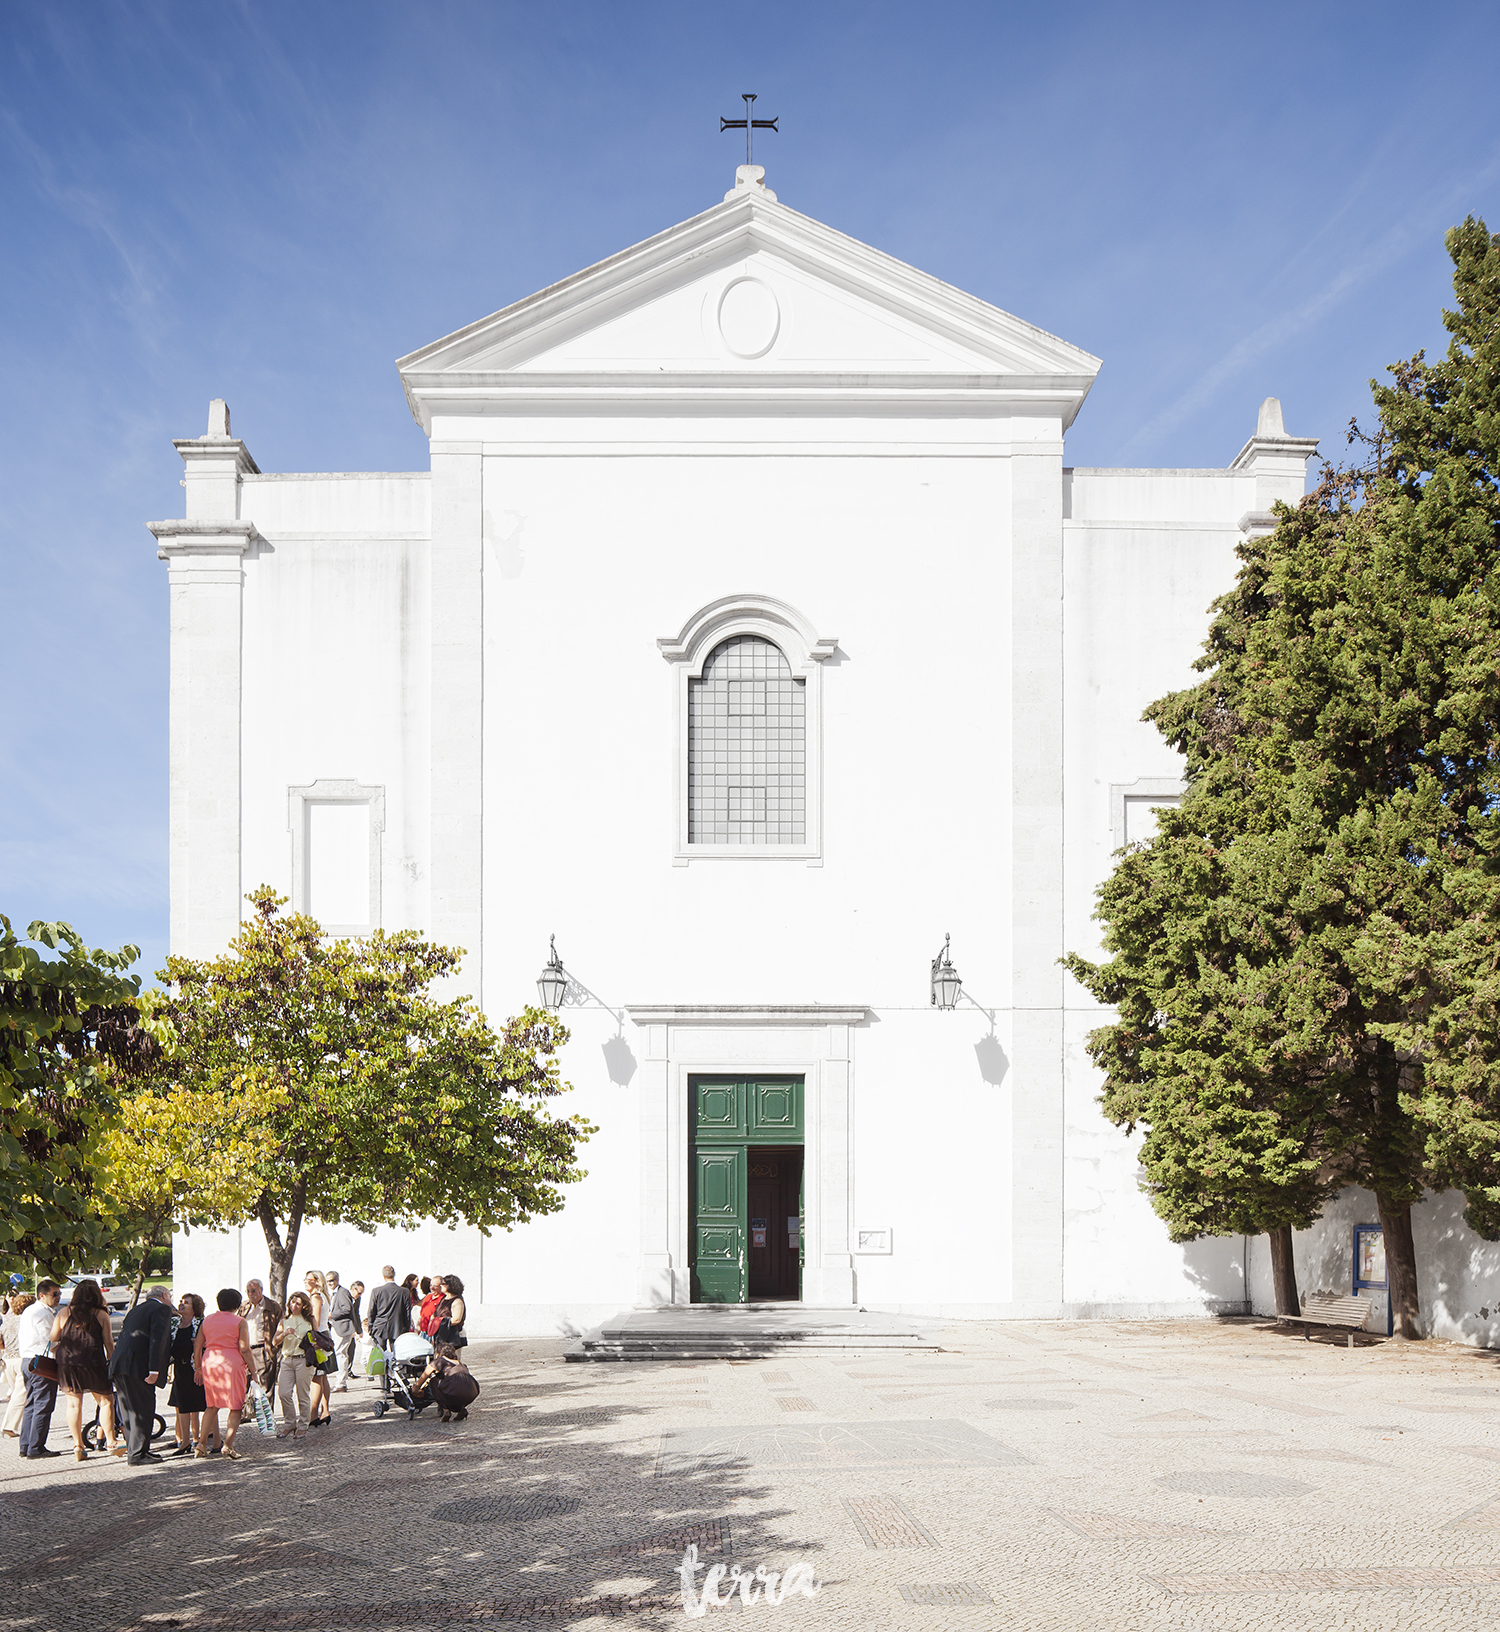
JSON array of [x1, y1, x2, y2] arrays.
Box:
[[1278, 1292, 1375, 1344]]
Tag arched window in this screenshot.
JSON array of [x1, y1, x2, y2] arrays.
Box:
[[659, 594, 836, 863], [689, 635, 805, 844]]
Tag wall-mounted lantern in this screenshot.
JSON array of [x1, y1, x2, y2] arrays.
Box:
[[930, 933, 962, 1010], [536, 935, 568, 1010]]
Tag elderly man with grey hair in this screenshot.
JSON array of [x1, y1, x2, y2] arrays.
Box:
[[238, 1278, 281, 1420], [108, 1285, 174, 1463], [326, 1272, 361, 1393]]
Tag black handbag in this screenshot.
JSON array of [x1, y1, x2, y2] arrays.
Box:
[[433, 1319, 467, 1349]]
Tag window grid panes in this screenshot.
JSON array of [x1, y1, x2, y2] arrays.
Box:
[[689, 635, 805, 844]]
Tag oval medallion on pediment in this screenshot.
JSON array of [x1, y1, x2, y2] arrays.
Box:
[[718, 276, 780, 359]]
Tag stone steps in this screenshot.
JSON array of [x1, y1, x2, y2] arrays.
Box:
[[566, 1304, 944, 1361]]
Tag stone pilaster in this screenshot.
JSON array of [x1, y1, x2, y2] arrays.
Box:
[[149, 400, 259, 959], [428, 442, 484, 999], [1010, 444, 1066, 1310]]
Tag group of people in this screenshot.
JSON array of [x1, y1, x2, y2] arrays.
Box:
[[0, 1263, 469, 1465]]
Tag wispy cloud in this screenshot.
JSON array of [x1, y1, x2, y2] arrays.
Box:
[[1119, 143, 1500, 460]]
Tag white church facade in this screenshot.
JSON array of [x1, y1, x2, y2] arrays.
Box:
[[157, 164, 1499, 1343]]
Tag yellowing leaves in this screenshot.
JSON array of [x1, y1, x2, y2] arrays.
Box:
[[102, 1078, 281, 1234]]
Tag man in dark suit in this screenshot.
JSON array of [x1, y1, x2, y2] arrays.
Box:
[[364, 1266, 410, 1400], [108, 1284, 174, 1464]]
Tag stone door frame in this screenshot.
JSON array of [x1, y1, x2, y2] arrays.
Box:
[[626, 1005, 868, 1308]]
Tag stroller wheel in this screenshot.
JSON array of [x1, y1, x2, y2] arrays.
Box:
[[151, 1413, 169, 1441], [83, 1422, 103, 1450], [373, 1400, 387, 1418]]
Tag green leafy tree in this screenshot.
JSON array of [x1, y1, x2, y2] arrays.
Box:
[[153, 888, 593, 1309], [1069, 219, 1500, 1338], [0, 915, 165, 1278], [102, 1078, 281, 1305]]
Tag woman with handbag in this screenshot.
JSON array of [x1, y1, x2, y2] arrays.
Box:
[[273, 1291, 315, 1438], [431, 1275, 467, 1348], [194, 1289, 253, 1460], [168, 1293, 207, 1457], [50, 1280, 120, 1461], [302, 1270, 335, 1428]]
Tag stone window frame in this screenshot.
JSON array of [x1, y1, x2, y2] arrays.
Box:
[[287, 778, 386, 936], [1109, 777, 1186, 851], [658, 595, 836, 866]]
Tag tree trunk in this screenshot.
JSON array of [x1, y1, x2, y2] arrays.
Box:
[[1374, 1191, 1423, 1339], [1268, 1224, 1301, 1317], [257, 1178, 306, 1312], [128, 1223, 165, 1311]]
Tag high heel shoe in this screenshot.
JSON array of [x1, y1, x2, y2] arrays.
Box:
[[75, 1448, 89, 1462]]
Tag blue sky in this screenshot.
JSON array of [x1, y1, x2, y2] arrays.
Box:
[[4, 1, 1500, 984]]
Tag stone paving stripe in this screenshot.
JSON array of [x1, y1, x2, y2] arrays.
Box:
[[130, 1589, 686, 1628], [1240, 1446, 1382, 1465], [655, 1418, 1032, 1476], [985, 1397, 1073, 1410], [1140, 1409, 1217, 1422], [1461, 1445, 1500, 1463], [520, 1408, 619, 1425], [759, 1370, 796, 1386], [433, 1492, 584, 1523], [1157, 1470, 1315, 1498], [897, 1583, 993, 1604], [588, 1516, 730, 1559], [1111, 1429, 1271, 1440], [776, 1396, 815, 1411], [1204, 1387, 1340, 1419], [875, 1391, 941, 1402], [1446, 1496, 1500, 1528], [1148, 1566, 1500, 1595], [1395, 1399, 1497, 1413], [843, 1495, 935, 1547], [1049, 1509, 1243, 1539]]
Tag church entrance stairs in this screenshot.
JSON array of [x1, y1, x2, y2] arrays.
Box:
[[565, 1304, 943, 1361]]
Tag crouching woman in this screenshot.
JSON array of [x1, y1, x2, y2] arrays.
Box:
[[415, 1342, 479, 1422]]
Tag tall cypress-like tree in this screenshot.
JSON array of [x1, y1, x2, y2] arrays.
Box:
[[1068, 220, 1500, 1338]]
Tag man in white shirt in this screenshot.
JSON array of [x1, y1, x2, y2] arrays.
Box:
[[18, 1280, 62, 1459]]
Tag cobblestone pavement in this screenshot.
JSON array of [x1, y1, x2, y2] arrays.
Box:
[[3, 1316, 1499, 1631]]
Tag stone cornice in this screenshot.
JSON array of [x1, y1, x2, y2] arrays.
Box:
[[147, 519, 259, 561], [1228, 433, 1320, 471], [625, 1003, 870, 1026], [172, 435, 260, 476]]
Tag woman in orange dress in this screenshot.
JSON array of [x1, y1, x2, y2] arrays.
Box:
[[193, 1288, 253, 1460]]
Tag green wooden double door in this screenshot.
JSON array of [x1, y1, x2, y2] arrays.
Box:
[[690, 1076, 804, 1304]]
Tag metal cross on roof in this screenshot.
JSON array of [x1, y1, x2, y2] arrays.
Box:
[[720, 93, 778, 167]]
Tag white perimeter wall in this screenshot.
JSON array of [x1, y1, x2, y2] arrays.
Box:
[[1247, 1188, 1500, 1347], [1059, 468, 1256, 1315]]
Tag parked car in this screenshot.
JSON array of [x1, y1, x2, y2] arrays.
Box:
[[66, 1274, 134, 1311]]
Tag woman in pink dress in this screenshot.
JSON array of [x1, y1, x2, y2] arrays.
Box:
[[193, 1288, 254, 1460]]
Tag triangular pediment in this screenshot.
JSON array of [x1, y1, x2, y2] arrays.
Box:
[[397, 188, 1100, 428]]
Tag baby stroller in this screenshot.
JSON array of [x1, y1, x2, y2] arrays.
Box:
[[82, 1385, 167, 1450], [372, 1331, 433, 1421]]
